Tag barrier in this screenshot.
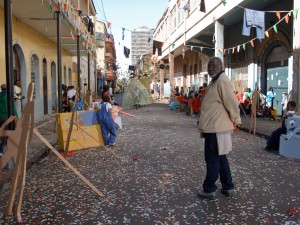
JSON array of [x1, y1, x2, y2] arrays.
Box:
[[279, 115, 300, 159], [57, 110, 105, 151]]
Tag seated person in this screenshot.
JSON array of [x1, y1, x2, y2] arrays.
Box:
[[265, 101, 296, 151], [269, 107, 278, 121]]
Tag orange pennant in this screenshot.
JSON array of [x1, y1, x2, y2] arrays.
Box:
[[250, 40, 254, 48], [232, 48, 235, 54], [285, 15, 289, 24], [107, 22, 111, 29], [276, 11, 281, 20]]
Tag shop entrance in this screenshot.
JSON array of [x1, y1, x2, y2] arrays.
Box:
[[265, 46, 289, 116]]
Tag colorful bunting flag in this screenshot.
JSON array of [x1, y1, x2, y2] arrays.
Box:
[[250, 40, 254, 48], [293, 9, 298, 19], [276, 11, 281, 20], [285, 15, 289, 24], [107, 22, 111, 29], [242, 44, 246, 51], [265, 30, 269, 37], [237, 45, 240, 52], [50, 3, 53, 12], [200, 47, 203, 52], [232, 48, 235, 54], [273, 24, 278, 33], [172, 43, 175, 48], [191, 46, 193, 51], [221, 0, 227, 6]]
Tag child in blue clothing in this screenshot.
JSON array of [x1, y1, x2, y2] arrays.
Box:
[[96, 94, 116, 146]]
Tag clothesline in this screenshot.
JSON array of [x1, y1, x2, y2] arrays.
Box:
[[236, 6, 292, 13]]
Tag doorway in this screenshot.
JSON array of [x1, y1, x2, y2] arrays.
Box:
[[13, 44, 27, 114], [265, 46, 289, 115]]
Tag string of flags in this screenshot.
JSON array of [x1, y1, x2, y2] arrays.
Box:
[[171, 8, 298, 56], [49, 0, 97, 57]]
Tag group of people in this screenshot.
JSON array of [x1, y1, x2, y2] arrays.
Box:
[[235, 86, 290, 121], [171, 82, 208, 117]]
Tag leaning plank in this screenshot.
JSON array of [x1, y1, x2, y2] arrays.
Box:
[[64, 98, 78, 157], [33, 128, 104, 197]]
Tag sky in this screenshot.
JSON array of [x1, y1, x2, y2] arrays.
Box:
[[93, 0, 169, 73]]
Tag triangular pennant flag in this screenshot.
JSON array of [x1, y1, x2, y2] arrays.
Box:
[[221, 0, 227, 6], [50, 3, 54, 12], [273, 24, 278, 33], [250, 40, 254, 48], [191, 46, 193, 51], [237, 45, 240, 52], [265, 30, 269, 38], [172, 43, 175, 48], [107, 22, 111, 29], [276, 11, 281, 20], [232, 47, 235, 54], [223, 48, 226, 55], [293, 9, 298, 19], [285, 15, 289, 24], [200, 47, 203, 52], [242, 44, 246, 50], [199, 0, 206, 13]]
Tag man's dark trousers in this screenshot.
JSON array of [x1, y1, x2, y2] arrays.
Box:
[[203, 133, 234, 193]]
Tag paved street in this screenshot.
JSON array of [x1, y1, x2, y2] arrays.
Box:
[[0, 97, 299, 224]]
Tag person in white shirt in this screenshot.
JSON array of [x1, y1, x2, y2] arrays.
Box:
[[14, 80, 22, 118], [67, 86, 76, 103]]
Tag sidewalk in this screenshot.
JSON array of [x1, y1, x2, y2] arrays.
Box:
[[239, 115, 280, 139]]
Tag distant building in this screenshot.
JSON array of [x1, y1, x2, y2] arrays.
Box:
[[131, 26, 154, 65]]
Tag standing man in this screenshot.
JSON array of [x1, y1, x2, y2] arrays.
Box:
[[198, 57, 242, 200], [14, 80, 22, 118]]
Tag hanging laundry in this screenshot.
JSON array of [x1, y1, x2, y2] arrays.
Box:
[[199, 0, 206, 13], [128, 65, 135, 71], [124, 46, 130, 58], [122, 28, 125, 40], [242, 9, 265, 40], [153, 40, 163, 56]]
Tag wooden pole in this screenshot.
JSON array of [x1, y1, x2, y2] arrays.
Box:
[[33, 128, 104, 197]]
